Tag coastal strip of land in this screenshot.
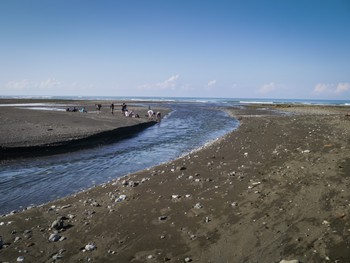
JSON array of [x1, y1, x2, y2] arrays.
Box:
[[1, 103, 350, 262], [0, 99, 167, 160]]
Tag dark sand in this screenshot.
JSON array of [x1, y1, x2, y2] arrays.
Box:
[[0, 99, 166, 160], [1, 102, 350, 263]]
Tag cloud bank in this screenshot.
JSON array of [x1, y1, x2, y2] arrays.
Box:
[[6, 78, 61, 91], [258, 82, 276, 94], [138, 75, 180, 91], [313, 82, 350, 95]]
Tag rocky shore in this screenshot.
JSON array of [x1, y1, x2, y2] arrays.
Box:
[[1, 103, 350, 262]]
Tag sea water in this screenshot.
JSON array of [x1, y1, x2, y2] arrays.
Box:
[[0, 101, 239, 214]]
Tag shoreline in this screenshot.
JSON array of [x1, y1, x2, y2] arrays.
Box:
[[0, 99, 168, 160], [1, 104, 350, 262]]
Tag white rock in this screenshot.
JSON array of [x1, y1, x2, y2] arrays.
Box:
[[17, 256, 25, 262], [280, 260, 299, 263], [49, 233, 61, 242], [194, 203, 203, 209], [85, 243, 96, 251], [115, 195, 127, 202]]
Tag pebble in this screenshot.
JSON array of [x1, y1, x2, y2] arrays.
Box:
[[49, 233, 61, 242], [60, 204, 71, 209], [280, 260, 299, 263], [52, 254, 63, 260], [184, 257, 192, 262], [116, 195, 127, 202], [84, 242, 96, 252], [204, 217, 211, 223], [194, 203, 203, 209], [51, 219, 64, 230], [17, 256, 25, 262], [0, 236, 3, 249]]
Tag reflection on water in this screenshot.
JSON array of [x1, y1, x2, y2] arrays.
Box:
[[0, 103, 239, 214]]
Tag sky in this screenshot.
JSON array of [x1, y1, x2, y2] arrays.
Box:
[[0, 0, 349, 99]]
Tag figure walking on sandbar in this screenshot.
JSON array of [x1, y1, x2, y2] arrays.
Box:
[[110, 103, 114, 114]]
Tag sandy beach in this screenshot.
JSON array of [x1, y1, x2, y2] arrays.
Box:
[[0, 99, 166, 160], [1, 102, 350, 262]]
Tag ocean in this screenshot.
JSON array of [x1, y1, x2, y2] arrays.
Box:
[[0, 96, 349, 215]]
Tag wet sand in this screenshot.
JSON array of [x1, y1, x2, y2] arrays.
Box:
[[0, 99, 166, 160], [1, 103, 350, 262]]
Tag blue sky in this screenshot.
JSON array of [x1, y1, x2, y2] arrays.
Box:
[[0, 0, 349, 99]]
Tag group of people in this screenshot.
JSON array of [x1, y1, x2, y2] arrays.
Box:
[[121, 103, 140, 118], [66, 107, 87, 113], [67, 102, 161, 122], [147, 109, 162, 122]]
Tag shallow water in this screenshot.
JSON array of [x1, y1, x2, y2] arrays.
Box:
[[0, 102, 239, 214]]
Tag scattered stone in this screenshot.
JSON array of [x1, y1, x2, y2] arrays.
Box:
[[52, 254, 62, 260], [128, 181, 139, 187], [172, 195, 181, 199], [49, 233, 61, 242], [51, 218, 64, 230], [184, 257, 192, 262], [141, 178, 150, 184], [248, 182, 261, 189], [60, 204, 71, 209], [228, 171, 236, 176], [121, 180, 128, 186], [59, 236, 66, 241], [84, 242, 96, 252], [194, 203, 203, 209], [17, 256, 25, 262], [14, 236, 21, 243], [280, 260, 299, 263], [0, 236, 3, 249], [67, 214, 75, 219], [116, 195, 127, 202], [204, 217, 211, 223], [322, 220, 330, 226], [91, 201, 100, 207]]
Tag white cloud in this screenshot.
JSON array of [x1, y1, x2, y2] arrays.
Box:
[[138, 75, 180, 91], [38, 78, 61, 90], [6, 78, 61, 91], [335, 82, 350, 94], [207, 80, 217, 86], [259, 82, 276, 94], [314, 83, 329, 93], [6, 79, 32, 90], [313, 82, 350, 94]]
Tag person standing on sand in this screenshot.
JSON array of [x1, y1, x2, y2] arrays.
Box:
[[110, 103, 114, 114], [121, 103, 127, 114]]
